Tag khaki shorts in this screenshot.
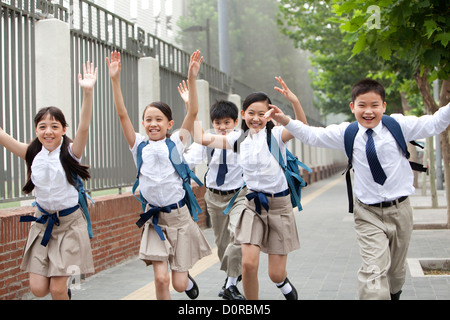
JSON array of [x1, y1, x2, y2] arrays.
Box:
[[235, 193, 300, 255], [139, 204, 212, 272]]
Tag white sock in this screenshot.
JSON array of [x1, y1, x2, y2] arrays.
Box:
[[186, 278, 194, 291], [276, 279, 292, 295], [226, 277, 238, 289]]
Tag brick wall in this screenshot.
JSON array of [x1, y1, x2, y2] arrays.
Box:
[[0, 184, 207, 300]]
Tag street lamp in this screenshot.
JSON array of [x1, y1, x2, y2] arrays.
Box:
[[183, 19, 211, 63]]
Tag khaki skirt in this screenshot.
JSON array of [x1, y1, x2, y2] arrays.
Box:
[[139, 204, 212, 272], [235, 192, 300, 255], [20, 208, 94, 277]]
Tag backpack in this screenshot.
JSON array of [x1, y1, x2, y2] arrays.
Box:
[[72, 173, 94, 239], [231, 129, 311, 212], [267, 132, 311, 211], [343, 115, 427, 213], [132, 138, 204, 223]]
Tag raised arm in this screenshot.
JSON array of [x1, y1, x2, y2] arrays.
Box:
[[107, 51, 136, 148], [72, 61, 98, 159], [0, 128, 28, 159], [273, 76, 307, 143], [179, 50, 203, 145]]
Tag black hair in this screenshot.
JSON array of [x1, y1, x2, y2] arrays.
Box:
[[22, 107, 90, 194], [142, 102, 173, 138], [233, 92, 275, 153], [351, 79, 386, 103], [241, 92, 275, 132], [210, 100, 239, 122]]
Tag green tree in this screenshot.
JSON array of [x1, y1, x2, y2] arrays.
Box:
[[177, 0, 318, 119], [277, 0, 420, 118]]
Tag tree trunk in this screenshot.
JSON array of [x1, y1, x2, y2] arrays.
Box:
[[415, 70, 450, 229], [439, 80, 450, 228]]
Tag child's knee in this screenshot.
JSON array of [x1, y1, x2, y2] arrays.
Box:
[[30, 283, 49, 298], [268, 270, 286, 284], [29, 275, 50, 298], [154, 272, 170, 289], [242, 258, 258, 275], [48, 279, 69, 298]]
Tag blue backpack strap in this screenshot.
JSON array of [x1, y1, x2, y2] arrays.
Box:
[[344, 121, 359, 163], [75, 175, 94, 239], [132, 140, 149, 212], [381, 115, 409, 157], [222, 182, 246, 215], [165, 139, 203, 222], [343, 122, 359, 213], [382, 115, 427, 173], [70, 172, 94, 239], [267, 131, 311, 211]]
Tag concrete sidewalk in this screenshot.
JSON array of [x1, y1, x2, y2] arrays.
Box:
[[25, 173, 450, 300]]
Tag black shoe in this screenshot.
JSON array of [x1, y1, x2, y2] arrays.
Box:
[[390, 290, 402, 300], [185, 274, 199, 299], [218, 277, 227, 297], [67, 288, 72, 300], [223, 285, 246, 300], [219, 275, 243, 297], [277, 277, 298, 300]]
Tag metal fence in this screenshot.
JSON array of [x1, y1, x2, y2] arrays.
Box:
[[1, 0, 272, 203], [1, 0, 319, 204]]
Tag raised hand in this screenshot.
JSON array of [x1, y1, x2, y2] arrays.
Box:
[[188, 50, 203, 80], [78, 61, 98, 92], [265, 104, 290, 126], [178, 80, 189, 105], [274, 76, 298, 104], [106, 51, 122, 81]]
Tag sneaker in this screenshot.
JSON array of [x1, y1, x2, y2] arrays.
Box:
[[223, 285, 245, 300], [185, 274, 199, 299]]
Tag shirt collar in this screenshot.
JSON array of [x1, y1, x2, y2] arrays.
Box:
[[41, 138, 63, 156], [357, 121, 383, 136]]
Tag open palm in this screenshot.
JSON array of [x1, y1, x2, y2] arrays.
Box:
[[188, 50, 203, 79], [106, 51, 121, 80], [78, 61, 98, 91]]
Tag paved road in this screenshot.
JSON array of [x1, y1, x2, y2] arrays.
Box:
[[26, 173, 450, 301]]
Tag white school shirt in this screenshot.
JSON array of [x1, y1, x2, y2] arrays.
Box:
[[130, 132, 186, 207], [31, 143, 80, 211], [284, 104, 450, 204], [227, 126, 288, 194], [183, 142, 244, 191]]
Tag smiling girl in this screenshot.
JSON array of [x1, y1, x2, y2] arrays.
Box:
[[194, 77, 308, 300], [107, 50, 211, 300], [0, 61, 97, 300]]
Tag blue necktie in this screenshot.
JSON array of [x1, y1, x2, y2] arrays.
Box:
[[366, 129, 387, 185], [216, 149, 228, 186]]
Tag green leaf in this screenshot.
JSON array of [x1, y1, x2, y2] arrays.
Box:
[[352, 34, 366, 55], [377, 42, 392, 60], [434, 32, 450, 47]]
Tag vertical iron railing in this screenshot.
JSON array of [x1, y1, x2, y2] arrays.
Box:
[[1, 0, 38, 202], [0, 0, 304, 203]]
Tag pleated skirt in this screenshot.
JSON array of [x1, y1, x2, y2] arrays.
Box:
[[139, 204, 212, 272], [235, 193, 300, 255], [20, 208, 94, 277]]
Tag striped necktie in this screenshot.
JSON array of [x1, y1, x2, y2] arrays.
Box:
[[366, 129, 387, 185]]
